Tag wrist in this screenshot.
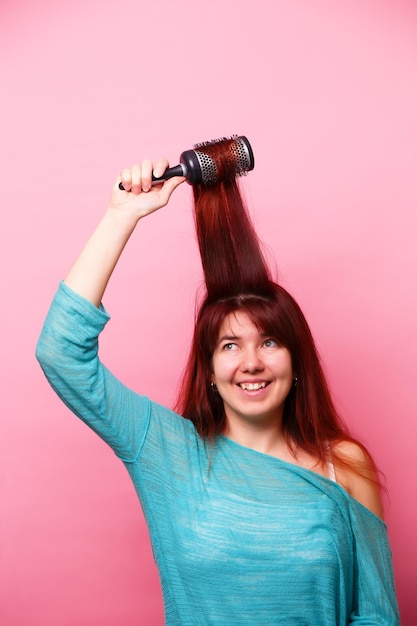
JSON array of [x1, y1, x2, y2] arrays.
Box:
[[104, 205, 141, 232]]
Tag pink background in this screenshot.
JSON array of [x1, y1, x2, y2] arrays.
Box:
[[1, 0, 416, 623]]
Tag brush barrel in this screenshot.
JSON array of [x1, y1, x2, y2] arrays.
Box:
[[185, 135, 254, 186]]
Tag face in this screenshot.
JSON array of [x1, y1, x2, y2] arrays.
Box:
[[211, 311, 293, 430]]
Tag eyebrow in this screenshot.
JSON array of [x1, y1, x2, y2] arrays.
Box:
[[217, 335, 239, 343], [217, 332, 270, 343]]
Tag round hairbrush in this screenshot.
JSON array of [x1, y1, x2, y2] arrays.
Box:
[[118, 135, 254, 190]]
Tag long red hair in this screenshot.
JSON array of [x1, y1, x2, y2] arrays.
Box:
[[175, 154, 381, 486]]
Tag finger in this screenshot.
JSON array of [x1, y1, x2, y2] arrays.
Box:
[[130, 163, 141, 195], [120, 168, 132, 192], [153, 158, 170, 180], [141, 159, 153, 192]]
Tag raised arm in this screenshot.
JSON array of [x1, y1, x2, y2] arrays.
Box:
[[36, 159, 185, 459], [65, 159, 185, 307]]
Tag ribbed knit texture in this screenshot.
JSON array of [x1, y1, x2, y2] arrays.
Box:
[[36, 282, 399, 625]]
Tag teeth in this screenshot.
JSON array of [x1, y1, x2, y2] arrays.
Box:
[[240, 382, 267, 391]]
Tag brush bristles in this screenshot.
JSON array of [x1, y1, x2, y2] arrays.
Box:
[[193, 135, 252, 186], [193, 135, 238, 149]]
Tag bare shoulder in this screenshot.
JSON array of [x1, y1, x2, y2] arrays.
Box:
[[332, 440, 384, 520]]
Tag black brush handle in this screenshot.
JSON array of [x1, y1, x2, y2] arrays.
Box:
[[118, 163, 187, 190]]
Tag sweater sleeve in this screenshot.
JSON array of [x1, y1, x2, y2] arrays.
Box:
[[36, 281, 151, 462], [348, 499, 400, 625]]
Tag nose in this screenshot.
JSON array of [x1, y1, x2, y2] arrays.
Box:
[[240, 347, 264, 373]]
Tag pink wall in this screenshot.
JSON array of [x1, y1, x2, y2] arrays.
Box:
[[1, 0, 416, 623]]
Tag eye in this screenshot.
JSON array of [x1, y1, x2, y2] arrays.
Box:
[[263, 338, 278, 348], [222, 342, 238, 351]]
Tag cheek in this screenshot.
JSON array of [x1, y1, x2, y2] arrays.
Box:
[[269, 353, 293, 378], [212, 354, 235, 381]]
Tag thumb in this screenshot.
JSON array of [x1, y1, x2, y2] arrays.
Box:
[[159, 175, 186, 204]]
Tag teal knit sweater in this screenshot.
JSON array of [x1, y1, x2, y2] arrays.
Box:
[[36, 282, 399, 625]]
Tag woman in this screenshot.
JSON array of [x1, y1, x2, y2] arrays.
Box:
[[36, 158, 399, 624]]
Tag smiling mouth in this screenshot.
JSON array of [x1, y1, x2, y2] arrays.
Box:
[[239, 382, 268, 391]]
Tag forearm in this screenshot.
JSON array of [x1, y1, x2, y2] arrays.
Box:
[[64, 207, 139, 307], [64, 160, 185, 307]]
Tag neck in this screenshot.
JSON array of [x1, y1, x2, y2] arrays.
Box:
[[223, 417, 288, 457]]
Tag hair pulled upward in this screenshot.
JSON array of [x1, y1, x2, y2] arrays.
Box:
[[193, 177, 271, 301]]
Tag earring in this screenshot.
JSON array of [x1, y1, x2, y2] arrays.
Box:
[[292, 377, 298, 388], [210, 382, 218, 392]]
